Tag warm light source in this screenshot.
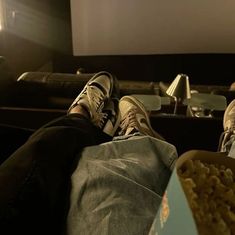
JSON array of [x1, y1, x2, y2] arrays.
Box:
[[166, 74, 191, 114], [0, 0, 4, 31]]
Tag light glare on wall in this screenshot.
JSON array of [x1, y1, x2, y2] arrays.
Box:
[[0, 1, 3, 31]]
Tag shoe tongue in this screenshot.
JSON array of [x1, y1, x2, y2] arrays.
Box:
[[103, 119, 114, 135]]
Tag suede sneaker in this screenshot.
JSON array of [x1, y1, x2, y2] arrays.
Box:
[[68, 71, 119, 136], [118, 95, 164, 139], [218, 99, 235, 152]]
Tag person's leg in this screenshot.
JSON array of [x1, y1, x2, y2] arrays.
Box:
[[66, 96, 177, 235], [0, 71, 119, 234], [117, 95, 175, 181], [0, 114, 111, 234]]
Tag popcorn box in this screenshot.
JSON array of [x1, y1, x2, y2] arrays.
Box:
[[149, 150, 232, 235]]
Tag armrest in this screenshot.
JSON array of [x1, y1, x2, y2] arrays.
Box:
[[211, 89, 235, 104]]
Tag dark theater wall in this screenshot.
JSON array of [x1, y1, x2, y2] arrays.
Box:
[[53, 53, 235, 86], [0, 0, 72, 78], [0, 0, 51, 78]]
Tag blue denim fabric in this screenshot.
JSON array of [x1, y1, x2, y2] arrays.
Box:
[[67, 134, 178, 235]]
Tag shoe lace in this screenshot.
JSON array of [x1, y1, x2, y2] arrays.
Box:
[[229, 118, 235, 133], [217, 119, 235, 152], [87, 85, 108, 128], [218, 130, 230, 152], [119, 108, 138, 135]]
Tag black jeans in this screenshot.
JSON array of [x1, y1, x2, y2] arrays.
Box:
[[0, 114, 112, 235]]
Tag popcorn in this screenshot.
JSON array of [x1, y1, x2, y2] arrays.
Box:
[[178, 159, 235, 235]]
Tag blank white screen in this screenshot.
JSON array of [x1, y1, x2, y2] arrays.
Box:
[[71, 0, 235, 55]]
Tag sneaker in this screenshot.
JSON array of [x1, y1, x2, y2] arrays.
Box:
[[218, 99, 235, 152], [68, 71, 119, 136], [118, 95, 164, 139]]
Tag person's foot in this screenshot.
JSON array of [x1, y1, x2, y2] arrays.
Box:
[[68, 71, 120, 136], [118, 96, 164, 139], [218, 99, 235, 152]]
